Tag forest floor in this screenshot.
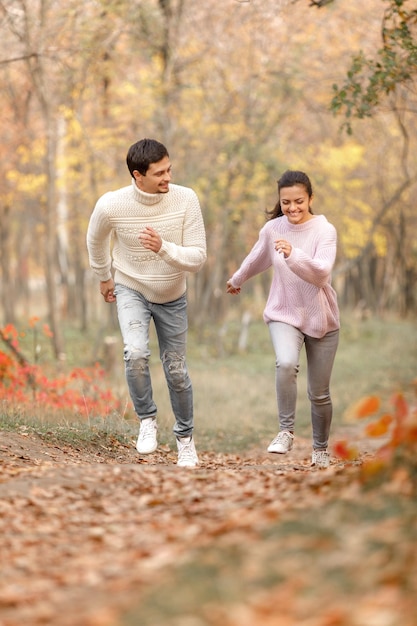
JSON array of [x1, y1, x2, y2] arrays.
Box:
[[0, 426, 416, 626]]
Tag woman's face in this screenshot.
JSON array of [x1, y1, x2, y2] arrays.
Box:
[[279, 184, 313, 224]]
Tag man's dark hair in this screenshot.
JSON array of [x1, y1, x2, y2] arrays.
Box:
[[126, 138, 169, 176]]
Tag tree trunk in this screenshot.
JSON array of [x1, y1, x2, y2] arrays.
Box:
[[43, 119, 65, 359], [0, 203, 16, 325]]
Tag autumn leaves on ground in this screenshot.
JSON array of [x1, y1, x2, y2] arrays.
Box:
[[1, 319, 417, 625], [1, 401, 417, 626]]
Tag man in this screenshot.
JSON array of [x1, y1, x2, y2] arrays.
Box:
[[87, 138, 206, 467]]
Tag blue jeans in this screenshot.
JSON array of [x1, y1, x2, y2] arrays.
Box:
[[268, 322, 339, 449], [114, 285, 193, 438]]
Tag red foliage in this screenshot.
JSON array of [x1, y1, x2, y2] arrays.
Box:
[[0, 351, 15, 381], [0, 322, 127, 419], [364, 413, 393, 437], [332, 439, 358, 461], [353, 395, 380, 418], [335, 388, 417, 488]]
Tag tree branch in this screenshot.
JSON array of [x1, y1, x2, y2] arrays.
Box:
[[309, 0, 334, 7], [0, 53, 39, 66], [0, 328, 36, 389]]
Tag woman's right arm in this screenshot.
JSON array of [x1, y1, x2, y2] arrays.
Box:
[[227, 225, 272, 291]]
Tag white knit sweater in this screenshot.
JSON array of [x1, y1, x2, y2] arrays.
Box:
[[229, 215, 340, 338], [87, 180, 207, 304]]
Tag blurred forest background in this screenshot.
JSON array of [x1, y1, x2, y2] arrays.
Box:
[[0, 0, 416, 360]]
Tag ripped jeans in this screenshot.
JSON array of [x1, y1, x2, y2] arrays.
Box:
[[114, 284, 193, 438]]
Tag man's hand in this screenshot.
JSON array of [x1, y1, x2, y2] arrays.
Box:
[[139, 226, 162, 253], [100, 278, 116, 303]]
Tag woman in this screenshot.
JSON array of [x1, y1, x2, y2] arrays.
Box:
[[226, 170, 339, 468]]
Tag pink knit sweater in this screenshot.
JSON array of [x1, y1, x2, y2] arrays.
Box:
[[229, 215, 340, 338]]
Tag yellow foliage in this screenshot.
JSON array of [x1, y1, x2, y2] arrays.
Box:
[[302, 141, 389, 261], [316, 143, 365, 172], [7, 170, 46, 195], [17, 141, 45, 164], [341, 214, 373, 258], [361, 457, 387, 477]]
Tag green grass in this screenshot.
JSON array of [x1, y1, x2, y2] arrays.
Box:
[[0, 408, 137, 448], [1, 311, 416, 452]]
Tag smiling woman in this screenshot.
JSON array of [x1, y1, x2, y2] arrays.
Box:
[[279, 184, 313, 225], [226, 170, 340, 468]]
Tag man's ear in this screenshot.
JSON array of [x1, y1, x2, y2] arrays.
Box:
[[133, 170, 144, 187]]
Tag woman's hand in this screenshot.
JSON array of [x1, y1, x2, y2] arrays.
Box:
[[274, 239, 292, 258], [226, 281, 241, 295]]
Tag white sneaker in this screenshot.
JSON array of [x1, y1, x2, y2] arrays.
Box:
[[267, 430, 294, 454], [311, 449, 330, 469], [177, 436, 199, 467], [136, 418, 158, 454]]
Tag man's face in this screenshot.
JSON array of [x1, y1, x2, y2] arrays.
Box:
[[134, 156, 172, 194]]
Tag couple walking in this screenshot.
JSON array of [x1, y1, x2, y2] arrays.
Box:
[[87, 139, 339, 469]]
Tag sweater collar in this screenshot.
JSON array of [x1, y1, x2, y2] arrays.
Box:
[[131, 179, 165, 205], [284, 214, 322, 231]]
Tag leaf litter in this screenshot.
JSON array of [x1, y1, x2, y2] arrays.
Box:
[[0, 429, 416, 626]]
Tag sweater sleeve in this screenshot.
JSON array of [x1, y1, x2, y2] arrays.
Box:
[[86, 195, 114, 282], [286, 223, 337, 288], [157, 190, 207, 273], [229, 224, 273, 288]]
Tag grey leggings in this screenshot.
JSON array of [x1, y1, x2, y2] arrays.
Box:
[[268, 322, 339, 449]]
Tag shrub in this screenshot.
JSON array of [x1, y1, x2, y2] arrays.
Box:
[[0, 321, 127, 420], [333, 382, 417, 493]]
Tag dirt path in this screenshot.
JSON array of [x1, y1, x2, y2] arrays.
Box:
[[0, 429, 384, 626]]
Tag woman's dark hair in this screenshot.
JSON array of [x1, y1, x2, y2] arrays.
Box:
[[126, 138, 169, 176], [266, 170, 313, 220]]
